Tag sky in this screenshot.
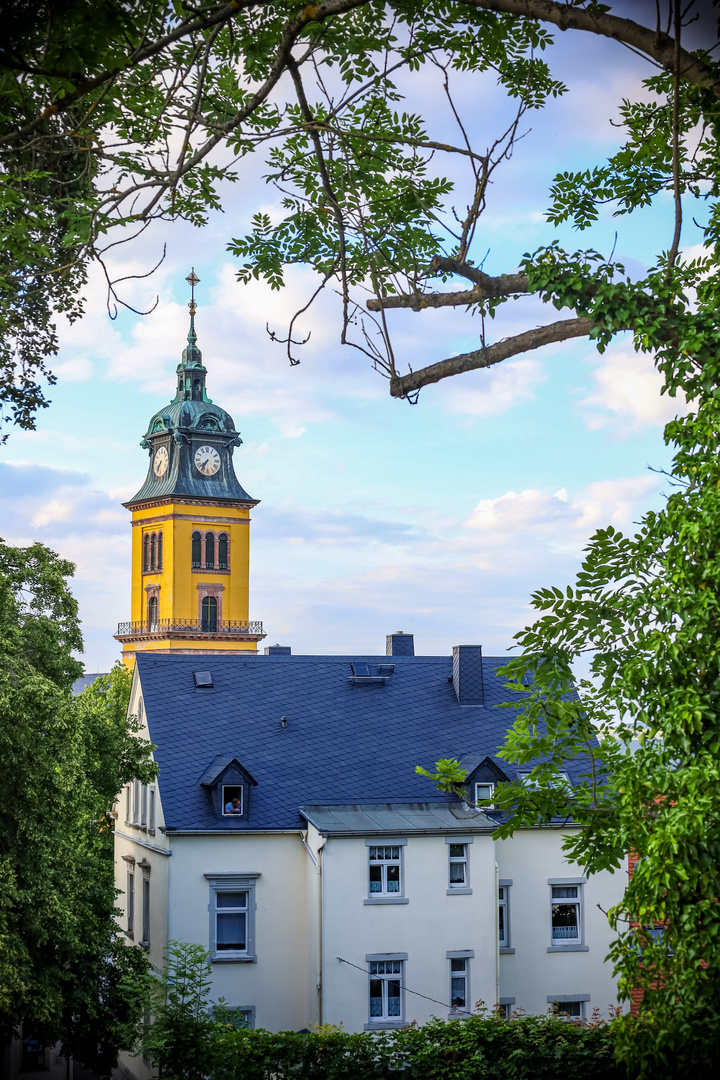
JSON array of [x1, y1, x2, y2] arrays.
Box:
[[1, 6, 710, 672]]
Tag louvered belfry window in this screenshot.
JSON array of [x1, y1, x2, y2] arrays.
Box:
[[218, 533, 228, 569], [192, 531, 202, 568]]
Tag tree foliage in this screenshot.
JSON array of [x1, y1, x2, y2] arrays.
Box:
[[1, 1, 718, 432], [0, 539, 156, 1071], [419, 376, 720, 1073]]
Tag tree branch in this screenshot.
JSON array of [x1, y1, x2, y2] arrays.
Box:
[[367, 259, 530, 310], [389, 316, 594, 397], [459, 0, 720, 99]]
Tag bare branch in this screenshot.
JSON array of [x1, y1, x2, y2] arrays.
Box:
[[389, 316, 595, 397]]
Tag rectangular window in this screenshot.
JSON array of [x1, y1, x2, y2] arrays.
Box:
[[141, 785, 148, 828], [126, 869, 134, 935], [125, 784, 131, 823], [216, 891, 248, 953], [149, 788, 156, 834], [551, 885, 581, 943], [448, 843, 467, 888], [369, 960, 402, 1020], [474, 782, 495, 806], [223, 786, 244, 816], [132, 780, 140, 824], [449, 957, 469, 1012], [141, 877, 150, 945], [499, 886, 509, 946], [552, 1000, 585, 1020], [206, 875, 258, 962], [368, 846, 401, 896]]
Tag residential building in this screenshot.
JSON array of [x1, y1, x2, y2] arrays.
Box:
[[115, 635, 622, 1076]]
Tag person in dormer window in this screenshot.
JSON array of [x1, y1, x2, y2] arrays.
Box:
[[225, 796, 242, 814]]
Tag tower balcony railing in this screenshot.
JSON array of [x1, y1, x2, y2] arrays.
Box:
[[116, 618, 264, 637]]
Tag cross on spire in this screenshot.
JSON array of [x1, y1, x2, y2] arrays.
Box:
[[186, 268, 200, 315]]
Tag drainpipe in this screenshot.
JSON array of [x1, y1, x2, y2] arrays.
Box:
[[301, 831, 326, 1026], [317, 836, 326, 1026], [494, 861, 500, 1007]]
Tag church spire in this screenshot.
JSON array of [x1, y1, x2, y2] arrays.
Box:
[[181, 268, 203, 368]]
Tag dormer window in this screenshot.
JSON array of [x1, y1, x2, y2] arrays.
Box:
[[199, 756, 258, 821], [223, 786, 243, 815], [474, 782, 495, 807]]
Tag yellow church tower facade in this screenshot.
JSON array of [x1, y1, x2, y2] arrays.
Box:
[[115, 272, 265, 666]]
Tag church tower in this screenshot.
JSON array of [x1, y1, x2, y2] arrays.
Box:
[[115, 271, 265, 666]]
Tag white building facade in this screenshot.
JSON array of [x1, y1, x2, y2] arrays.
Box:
[[115, 638, 624, 1076]]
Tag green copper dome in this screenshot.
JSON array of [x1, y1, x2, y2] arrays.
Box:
[[125, 307, 257, 508]]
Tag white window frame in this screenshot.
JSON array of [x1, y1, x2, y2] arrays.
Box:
[[445, 836, 473, 894], [125, 784, 131, 824], [547, 995, 590, 1020], [148, 787, 156, 834], [448, 843, 467, 889], [365, 840, 407, 904], [499, 998, 515, 1019], [474, 781, 495, 806], [498, 879, 513, 950], [447, 950, 474, 1016], [132, 779, 140, 824], [222, 785, 244, 816], [205, 873, 260, 962], [365, 953, 406, 1028], [548, 878, 586, 951], [141, 785, 148, 829]]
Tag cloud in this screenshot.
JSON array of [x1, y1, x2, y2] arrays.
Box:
[[441, 357, 546, 417], [577, 346, 689, 435]]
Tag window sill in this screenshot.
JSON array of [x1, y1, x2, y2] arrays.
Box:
[[547, 944, 589, 953], [192, 567, 230, 575], [139, 940, 150, 949], [499, 947, 515, 954], [364, 897, 409, 905], [446, 887, 473, 895], [124, 929, 134, 940], [364, 1021, 405, 1031], [447, 1011, 471, 1021], [211, 953, 257, 963]]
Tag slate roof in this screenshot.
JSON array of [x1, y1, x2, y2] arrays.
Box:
[[137, 651, 589, 834], [72, 672, 109, 695]]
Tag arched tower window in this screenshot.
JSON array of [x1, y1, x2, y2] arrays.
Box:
[[201, 595, 217, 632], [150, 533, 157, 571], [193, 379, 202, 401], [192, 531, 202, 568], [205, 532, 215, 569], [157, 532, 163, 570], [143, 534, 150, 571], [148, 595, 159, 632], [218, 533, 228, 570]]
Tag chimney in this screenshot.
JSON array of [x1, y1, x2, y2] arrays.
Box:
[[452, 645, 484, 705], [386, 631, 414, 657], [264, 644, 291, 655]]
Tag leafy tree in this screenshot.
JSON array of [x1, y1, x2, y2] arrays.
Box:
[[1, 1, 718, 432], [0, 539, 156, 1071], [417, 368, 720, 1071]]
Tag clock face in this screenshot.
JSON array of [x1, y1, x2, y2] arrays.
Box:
[[194, 444, 221, 476], [153, 445, 169, 477]]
